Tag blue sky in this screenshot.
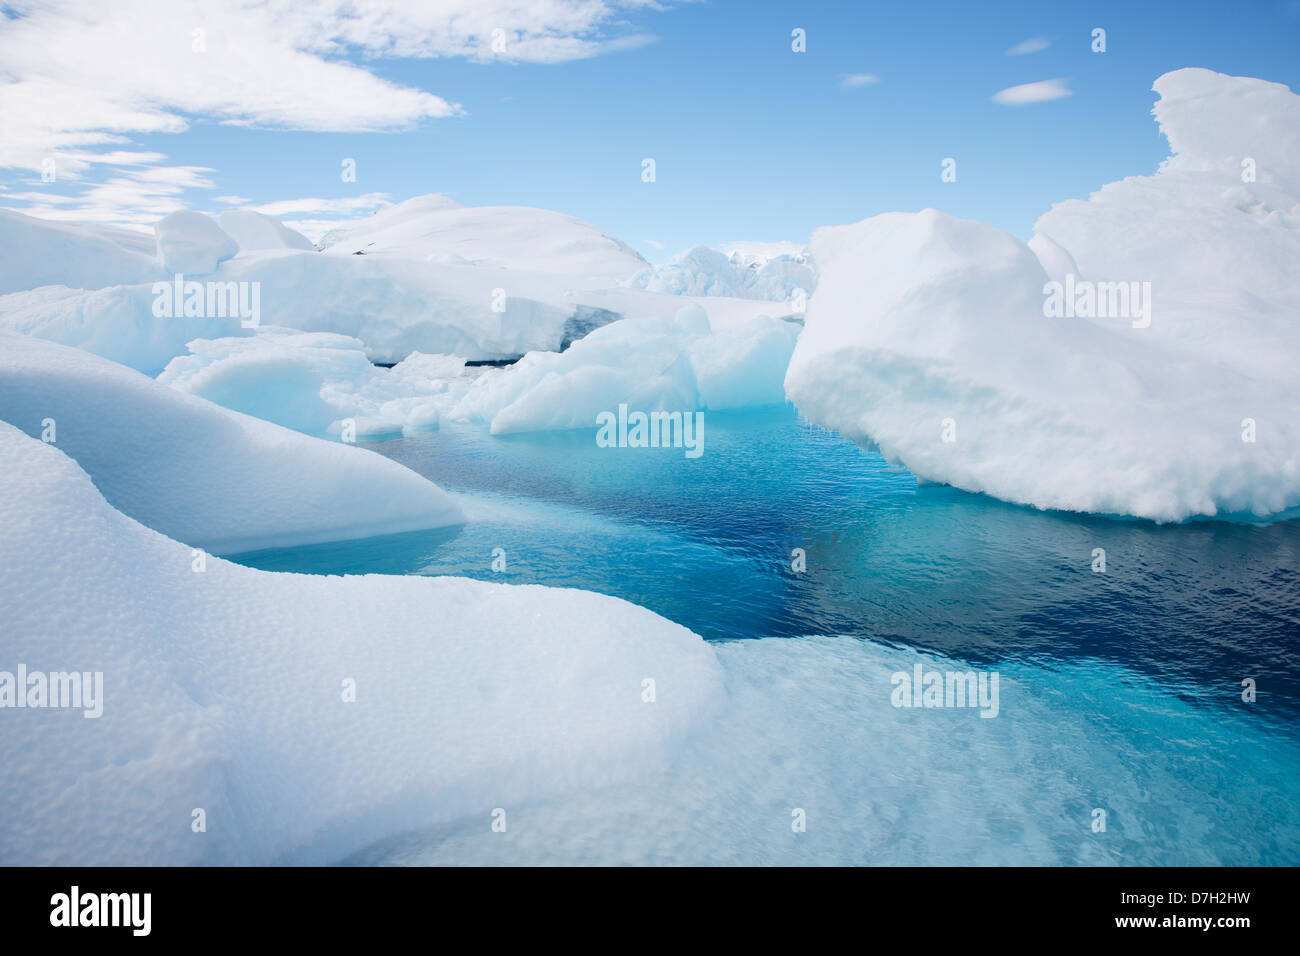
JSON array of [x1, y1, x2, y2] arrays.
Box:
[[2, 0, 1298, 259]]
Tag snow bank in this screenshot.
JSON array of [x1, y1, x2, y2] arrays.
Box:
[[218, 209, 315, 251], [786, 69, 1300, 522], [0, 209, 159, 294], [634, 242, 816, 302], [154, 210, 239, 274], [0, 333, 464, 553], [0, 422, 724, 865]]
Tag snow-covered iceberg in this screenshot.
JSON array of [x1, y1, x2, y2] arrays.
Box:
[[157, 306, 799, 439], [158, 329, 467, 438], [218, 209, 316, 252], [0, 421, 723, 864], [0, 333, 465, 553], [785, 68, 1300, 523], [0, 195, 785, 373], [453, 306, 800, 435], [154, 210, 239, 274]]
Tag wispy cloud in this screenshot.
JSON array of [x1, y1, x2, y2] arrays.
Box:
[[840, 73, 880, 89], [992, 78, 1072, 105], [1005, 37, 1050, 56]]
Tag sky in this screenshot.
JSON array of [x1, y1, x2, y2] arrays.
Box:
[[1, 0, 1298, 260]]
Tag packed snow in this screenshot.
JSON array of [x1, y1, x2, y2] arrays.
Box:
[[0, 422, 723, 864], [0, 333, 465, 554], [786, 68, 1300, 522]]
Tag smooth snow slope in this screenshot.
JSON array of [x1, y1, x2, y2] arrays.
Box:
[[0, 422, 723, 865], [0, 208, 160, 294], [786, 68, 1300, 523], [0, 334, 464, 553]]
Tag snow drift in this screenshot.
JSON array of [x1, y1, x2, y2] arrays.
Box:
[[0, 333, 464, 553], [0, 422, 723, 864], [785, 68, 1300, 522]]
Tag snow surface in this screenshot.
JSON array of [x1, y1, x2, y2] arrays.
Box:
[[786, 68, 1300, 522], [0, 333, 465, 554], [154, 210, 239, 275], [0, 422, 723, 865], [0, 208, 159, 294]]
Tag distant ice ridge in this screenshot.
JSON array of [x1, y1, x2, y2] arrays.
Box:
[[0, 333, 464, 554], [0, 422, 724, 864], [0, 195, 782, 372], [786, 68, 1300, 523], [632, 241, 816, 303]]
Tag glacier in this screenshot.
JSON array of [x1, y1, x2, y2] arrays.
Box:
[[785, 68, 1300, 523]]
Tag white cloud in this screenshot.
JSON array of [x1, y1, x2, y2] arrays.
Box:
[[992, 78, 1072, 105], [246, 194, 393, 218], [1005, 37, 1051, 56], [840, 73, 880, 89], [0, 1, 670, 225]]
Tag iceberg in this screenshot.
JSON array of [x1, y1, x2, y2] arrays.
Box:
[[785, 68, 1300, 522], [0, 421, 723, 864], [158, 329, 469, 438], [218, 209, 316, 252], [0, 333, 465, 554], [450, 306, 800, 435], [154, 210, 239, 275]]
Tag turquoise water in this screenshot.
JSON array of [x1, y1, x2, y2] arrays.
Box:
[[231, 406, 1300, 863]]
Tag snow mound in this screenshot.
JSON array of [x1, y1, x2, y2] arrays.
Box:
[[634, 243, 816, 302], [159, 330, 467, 438], [786, 69, 1300, 523], [319, 194, 649, 287], [0, 209, 160, 294], [0, 333, 464, 553], [0, 422, 724, 864], [154, 210, 239, 274], [218, 209, 315, 252], [451, 306, 800, 435]]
